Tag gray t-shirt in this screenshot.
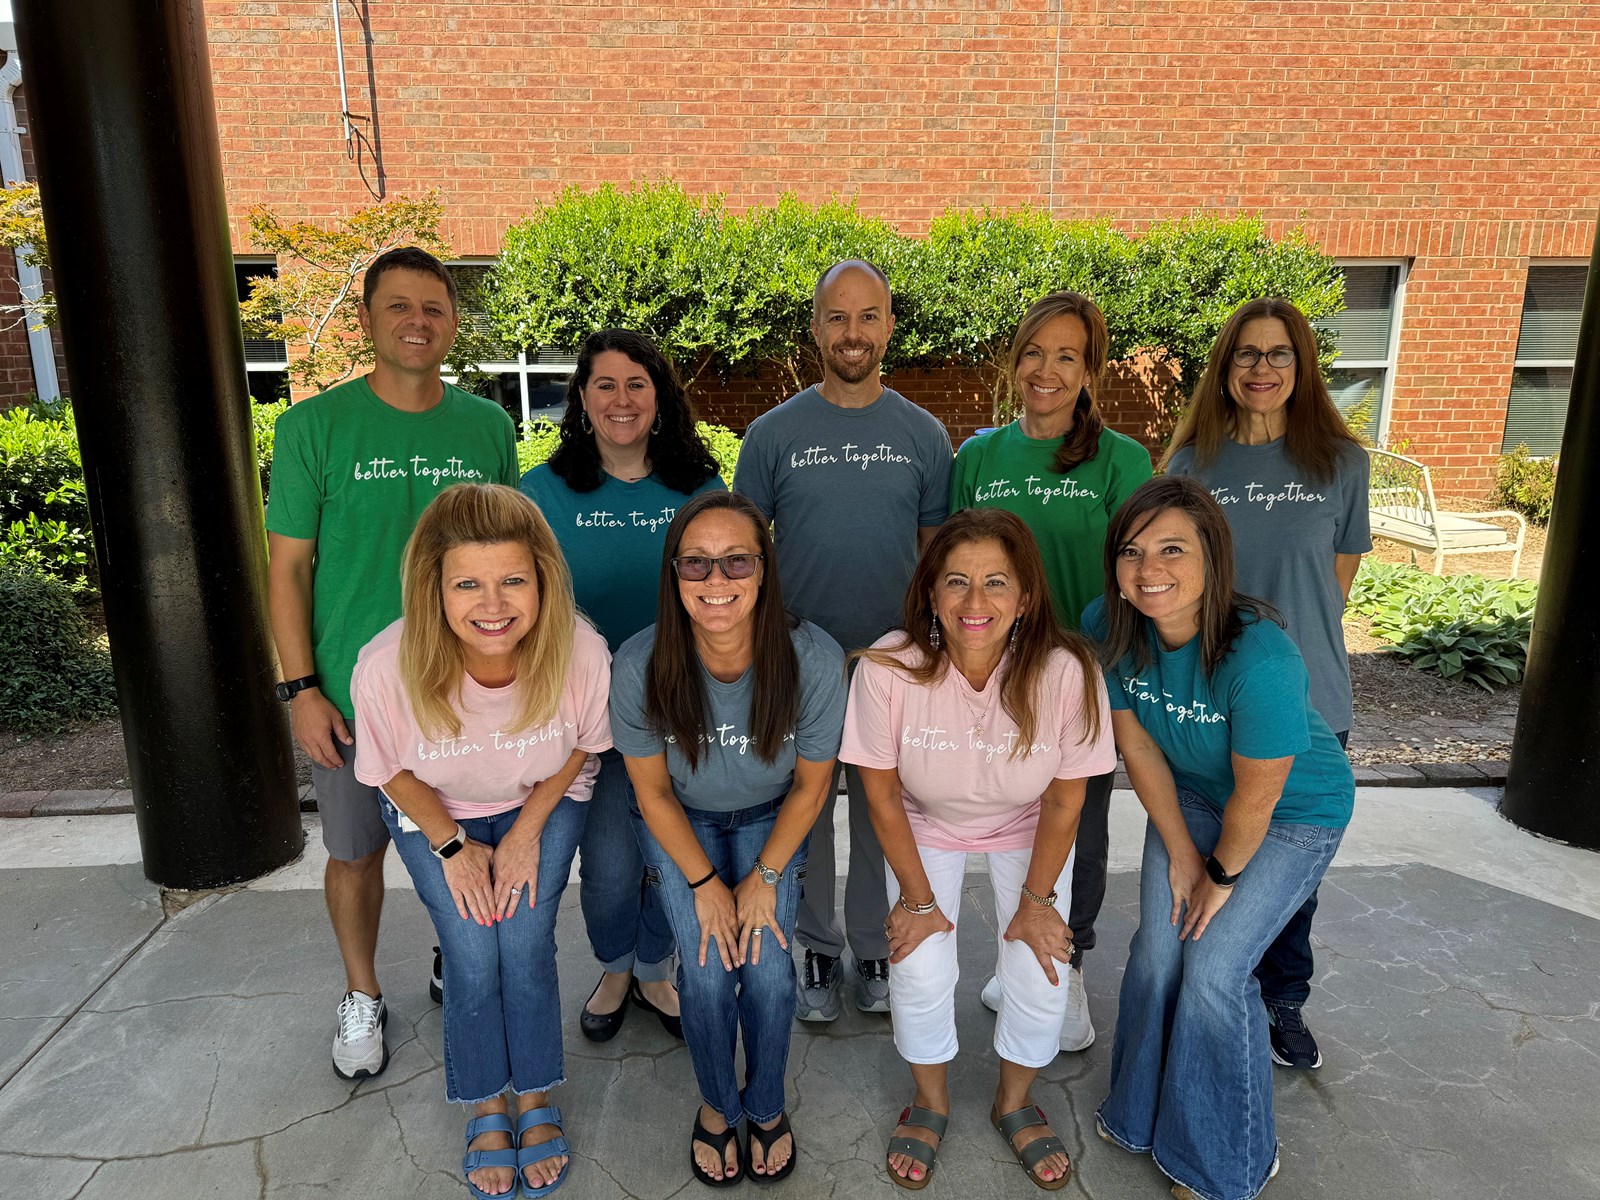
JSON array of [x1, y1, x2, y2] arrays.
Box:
[[609, 619, 847, 812], [1167, 438, 1372, 734], [733, 385, 953, 652]]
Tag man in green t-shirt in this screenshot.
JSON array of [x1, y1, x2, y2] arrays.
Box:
[[265, 247, 517, 1080]]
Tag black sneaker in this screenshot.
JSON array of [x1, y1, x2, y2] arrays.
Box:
[[795, 949, 842, 1022], [429, 946, 443, 1005], [1267, 1004, 1322, 1069]]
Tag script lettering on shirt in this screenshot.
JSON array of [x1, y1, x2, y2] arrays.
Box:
[[1121, 676, 1228, 725], [972, 478, 1023, 503], [1207, 481, 1326, 512], [902, 724, 961, 752], [630, 506, 677, 534], [788, 442, 913, 471], [1024, 474, 1101, 506], [414, 720, 576, 763], [664, 726, 796, 756], [789, 445, 840, 468], [351, 455, 488, 486], [415, 735, 485, 762], [967, 727, 1054, 764], [575, 510, 626, 529]]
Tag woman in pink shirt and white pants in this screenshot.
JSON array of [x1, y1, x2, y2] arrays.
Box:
[[842, 508, 1114, 1192]]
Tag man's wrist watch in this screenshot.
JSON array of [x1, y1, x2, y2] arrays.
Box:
[[430, 824, 467, 860], [1204, 854, 1241, 887], [274, 674, 320, 702], [753, 856, 782, 886]]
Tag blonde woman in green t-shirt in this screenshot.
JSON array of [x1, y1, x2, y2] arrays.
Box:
[[949, 291, 1152, 1053]]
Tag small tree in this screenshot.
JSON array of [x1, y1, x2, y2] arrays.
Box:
[[239, 190, 488, 392], [0, 181, 55, 330]]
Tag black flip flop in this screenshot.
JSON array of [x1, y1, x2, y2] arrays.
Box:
[[690, 1110, 743, 1188], [748, 1112, 797, 1185]]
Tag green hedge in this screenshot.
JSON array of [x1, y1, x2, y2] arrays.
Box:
[[488, 184, 1345, 410], [1495, 444, 1556, 525], [0, 562, 118, 731], [518, 418, 741, 487]]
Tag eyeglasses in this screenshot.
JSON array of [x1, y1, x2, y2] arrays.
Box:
[[670, 554, 763, 581], [1230, 347, 1296, 369]]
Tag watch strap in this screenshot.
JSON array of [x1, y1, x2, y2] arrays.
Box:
[[431, 823, 467, 860], [1205, 854, 1241, 887], [754, 855, 782, 884], [275, 674, 320, 701]]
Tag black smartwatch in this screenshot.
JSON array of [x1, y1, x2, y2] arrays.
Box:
[[1204, 854, 1241, 888], [274, 674, 320, 702]]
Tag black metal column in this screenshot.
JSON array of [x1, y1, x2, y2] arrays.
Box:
[[1503, 217, 1600, 850], [15, 0, 303, 885]]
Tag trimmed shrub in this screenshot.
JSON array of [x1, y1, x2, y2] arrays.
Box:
[[1495, 444, 1556, 525], [0, 402, 94, 592], [0, 563, 119, 732]]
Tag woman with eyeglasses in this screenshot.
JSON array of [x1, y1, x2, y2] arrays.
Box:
[[520, 329, 725, 1046], [610, 490, 846, 1186], [1162, 298, 1370, 1073], [1088, 476, 1353, 1200]]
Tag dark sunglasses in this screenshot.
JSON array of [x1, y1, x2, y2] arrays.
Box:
[[670, 554, 763, 582]]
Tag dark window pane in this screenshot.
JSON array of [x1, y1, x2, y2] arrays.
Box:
[[1502, 366, 1572, 456], [1515, 266, 1588, 362], [1318, 264, 1400, 361]]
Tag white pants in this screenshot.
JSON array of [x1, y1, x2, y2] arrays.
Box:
[[886, 844, 1075, 1069]]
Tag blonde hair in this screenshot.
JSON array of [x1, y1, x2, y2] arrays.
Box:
[[398, 484, 576, 739]]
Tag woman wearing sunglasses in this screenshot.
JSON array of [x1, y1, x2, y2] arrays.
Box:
[[1162, 297, 1370, 1072], [610, 490, 847, 1186]]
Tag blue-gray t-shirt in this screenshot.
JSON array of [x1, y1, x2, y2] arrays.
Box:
[[1082, 597, 1354, 828], [733, 386, 952, 652], [1166, 439, 1371, 734], [519, 464, 727, 652], [609, 619, 847, 812]]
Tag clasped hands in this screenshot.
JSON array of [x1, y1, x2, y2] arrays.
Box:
[[441, 824, 541, 926], [693, 869, 786, 971]]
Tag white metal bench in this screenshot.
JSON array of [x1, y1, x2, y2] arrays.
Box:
[[1366, 448, 1527, 577]]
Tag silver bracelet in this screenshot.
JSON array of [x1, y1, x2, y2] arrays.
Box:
[[898, 894, 938, 916]]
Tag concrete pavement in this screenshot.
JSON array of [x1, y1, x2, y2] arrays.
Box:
[[1, 785, 1596, 1199]]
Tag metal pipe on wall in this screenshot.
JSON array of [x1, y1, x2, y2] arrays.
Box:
[[13, 0, 304, 887]]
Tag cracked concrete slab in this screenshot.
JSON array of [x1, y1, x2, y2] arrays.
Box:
[[0, 864, 159, 1082]]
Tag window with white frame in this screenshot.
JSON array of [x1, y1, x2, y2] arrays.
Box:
[[1502, 263, 1588, 457], [447, 262, 574, 431], [234, 258, 289, 403], [1317, 261, 1405, 444]]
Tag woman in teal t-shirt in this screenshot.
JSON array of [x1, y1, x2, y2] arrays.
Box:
[[519, 329, 725, 1045], [1087, 477, 1352, 1200], [950, 291, 1152, 1053]]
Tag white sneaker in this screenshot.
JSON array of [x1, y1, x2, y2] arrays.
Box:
[[979, 974, 1002, 1013], [1060, 964, 1094, 1052], [332, 990, 389, 1079]]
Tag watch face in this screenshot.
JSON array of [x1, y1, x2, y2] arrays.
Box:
[[274, 682, 293, 702], [438, 838, 463, 859]]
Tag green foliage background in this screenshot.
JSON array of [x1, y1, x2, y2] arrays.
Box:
[[1495, 444, 1556, 524]]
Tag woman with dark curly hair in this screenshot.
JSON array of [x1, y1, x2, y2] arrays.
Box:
[[520, 329, 726, 1044]]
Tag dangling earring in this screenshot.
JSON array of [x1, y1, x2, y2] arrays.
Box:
[[580, 410, 592, 435], [651, 413, 663, 435], [1119, 591, 1130, 602], [1008, 620, 1020, 652], [928, 613, 942, 651]]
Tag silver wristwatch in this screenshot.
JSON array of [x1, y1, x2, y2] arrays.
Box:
[[754, 855, 782, 886]]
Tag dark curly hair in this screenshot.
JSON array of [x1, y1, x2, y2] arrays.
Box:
[[545, 329, 720, 494]]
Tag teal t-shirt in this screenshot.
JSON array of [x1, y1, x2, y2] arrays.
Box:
[[951, 421, 1153, 630], [1166, 438, 1371, 734], [1081, 597, 1353, 828], [265, 376, 519, 718], [519, 465, 727, 652], [609, 620, 847, 813], [733, 386, 952, 652]]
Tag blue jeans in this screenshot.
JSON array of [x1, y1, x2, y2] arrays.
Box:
[[633, 797, 806, 1126], [1098, 791, 1344, 1200], [578, 750, 674, 982], [381, 794, 587, 1105]]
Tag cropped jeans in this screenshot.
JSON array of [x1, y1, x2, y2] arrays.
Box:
[[381, 793, 586, 1105], [578, 750, 674, 983], [633, 796, 806, 1126], [1098, 790, 1344, 1200]]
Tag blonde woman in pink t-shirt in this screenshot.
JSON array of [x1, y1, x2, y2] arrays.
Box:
[[841, 508, 1115, 1192], [352, 484, 613, 1200]]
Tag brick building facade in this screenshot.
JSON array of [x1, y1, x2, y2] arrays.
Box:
[[8, 2, 1599, 493]]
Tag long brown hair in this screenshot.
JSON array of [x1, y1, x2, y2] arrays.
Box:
[[1097, 476, 1281, 678], [398, 484, 576, 739], [863, 508, 1102, 756], [643, 491, 799, 770], [1007, 291, 1109, 475], [1162, 296, 1360, 483]]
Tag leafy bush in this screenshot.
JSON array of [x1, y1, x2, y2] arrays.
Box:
[[517, 419, 740, 486], [1495, 444, 1556, 524], [0, 402, 95, 592], [252, 399, 289, 502], [1348, 561, 1537, 690], [0, 563, 119, 732]]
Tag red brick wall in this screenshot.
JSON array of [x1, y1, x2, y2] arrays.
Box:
[[190, 4, 1600, 491]]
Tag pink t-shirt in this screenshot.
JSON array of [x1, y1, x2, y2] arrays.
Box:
[[352, 617, 613, 819], [840, 636, 1115, 851]]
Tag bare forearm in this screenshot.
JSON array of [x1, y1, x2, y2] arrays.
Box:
[[266, 536, 317, 679], [1210, 794, 1277, 875], [859, 766, 935, 904], [1334, 552, 1363, 602], [380, 769, 458, 847], [756, 758, 836, 874], [1024, 779, 1084, 897], [510, 748, 590, 839]]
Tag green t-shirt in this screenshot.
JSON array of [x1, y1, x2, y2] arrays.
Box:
[[950, 421, 1153, 630], [265, 376, 518, 718]]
